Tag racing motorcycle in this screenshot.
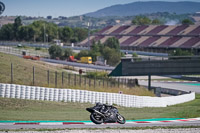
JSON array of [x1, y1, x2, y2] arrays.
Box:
[[86, 102, 126, 124]]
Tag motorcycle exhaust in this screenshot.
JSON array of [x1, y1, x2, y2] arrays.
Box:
[[86, 108, 105, 118], [93, 110, 106, 118]]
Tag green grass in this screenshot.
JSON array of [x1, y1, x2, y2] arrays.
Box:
[[0, 52, 154, 96], [0, 52, 63, 86], [0, 97, 92, 121], [0, 94, 200, 121]]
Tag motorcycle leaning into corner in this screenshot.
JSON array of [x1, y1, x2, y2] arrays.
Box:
[[86, 102, 126, 124]]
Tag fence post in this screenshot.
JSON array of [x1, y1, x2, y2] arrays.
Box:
[[84, 76, 87, 88], [98, 79, 101, 87], [47, 70, 49, 86], [107, 78, 109, 88], [62, 72, 64, 87], [110, 78, 112, 88], [74, 74, 76, 86], [79, 75, 81, 87], [89, 78, 91, 88], [125, 78, 127, 87], [114, 78, 116, 87], [11, 63, 13, 84], [94, 77, 96, 89], [68, 73, 71, 86], [33, 66, 35, 86], [103, 78, 104, 87], [55, 71, 57, 88], [118, 78, 120, 88]]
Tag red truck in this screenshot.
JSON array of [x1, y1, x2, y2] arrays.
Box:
[[23, 55, 40, 60], [67, 56, 77, 62]]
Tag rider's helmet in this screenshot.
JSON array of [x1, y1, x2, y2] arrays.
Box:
[[96, 102, 103, 106]]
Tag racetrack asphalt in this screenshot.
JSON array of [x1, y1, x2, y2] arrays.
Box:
[[1, 118, 200, 130]]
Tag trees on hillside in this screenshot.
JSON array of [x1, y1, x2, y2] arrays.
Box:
[[87, 37, 121, 66], [104, 37, 120, 51], [0, 17, 89, 44], [48, 45, 63, 59], [48, 45, 75, 60], [0, 24, 14, 40], [102, 46, 121, 66], [132, 16, 162, 25], [152, 19, 162, 25], [18, 26, 34, 41], [181, 19, 194, 25], [64, 48, 73, 59], [62, 37, 121, 66], [13, 16, 22, 40], [73, 27, 88, 42], [59, 26, 73, 42]]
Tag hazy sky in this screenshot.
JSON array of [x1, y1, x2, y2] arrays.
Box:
[[1, 0, 200, 17]]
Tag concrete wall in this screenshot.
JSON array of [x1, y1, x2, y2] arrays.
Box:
[[0, 83, 195, 108], [121, 59, 200, 76]]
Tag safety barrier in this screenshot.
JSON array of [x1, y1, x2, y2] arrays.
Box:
[[0, 83, 195, 107]]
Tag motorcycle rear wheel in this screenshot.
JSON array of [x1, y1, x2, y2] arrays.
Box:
[[90, 113, 103, 124], [116, 114, 126, 124]]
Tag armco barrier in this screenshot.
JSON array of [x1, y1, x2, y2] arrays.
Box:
[[0, 83, 195, 107]]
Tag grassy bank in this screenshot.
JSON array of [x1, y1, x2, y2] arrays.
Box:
[[0, 52, 154, 96], [0, 94, 199, 121]]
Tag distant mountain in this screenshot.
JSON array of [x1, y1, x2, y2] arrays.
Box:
[[85, 1, 200, 17]]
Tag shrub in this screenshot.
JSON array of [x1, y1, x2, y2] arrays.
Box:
[[86, 71, 108, 79], [35, 47, 41, 50]]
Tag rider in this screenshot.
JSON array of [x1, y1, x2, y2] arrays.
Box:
[[96, 102, 110, 114]]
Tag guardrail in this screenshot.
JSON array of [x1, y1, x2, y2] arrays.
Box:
[[0, 83, 195, 107], [0, 46, 49, 57]]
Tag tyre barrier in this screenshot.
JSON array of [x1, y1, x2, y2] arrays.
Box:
[[0, 83, 195, 107]]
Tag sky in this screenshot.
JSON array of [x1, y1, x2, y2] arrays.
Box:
[[1, 0, 200, 17]]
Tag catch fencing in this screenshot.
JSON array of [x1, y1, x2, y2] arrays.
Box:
[[0, 83, 195, 107], [4, 62, 138, 91]]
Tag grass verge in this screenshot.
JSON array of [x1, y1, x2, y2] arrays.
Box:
[[0, 94, 199, 121]]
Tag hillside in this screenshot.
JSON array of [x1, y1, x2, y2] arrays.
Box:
[[85, 1, 200, 17], [0, 52, 154, 96]]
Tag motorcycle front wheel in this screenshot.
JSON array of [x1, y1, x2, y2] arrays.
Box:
[[116, 114, 126, 124], [90, 113, 103, 124]]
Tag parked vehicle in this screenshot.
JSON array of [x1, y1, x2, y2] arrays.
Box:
[[78, 57, 92, 64], [31, 56, 40, 60], [86, 103, 126, 124], [23, 55, 40, 60], [68, 56, 77, 62], [66, 56, 92, 64]]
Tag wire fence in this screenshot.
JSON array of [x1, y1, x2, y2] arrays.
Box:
[[7, 63, 138, 93]]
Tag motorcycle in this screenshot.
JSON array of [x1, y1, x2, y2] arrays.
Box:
[[86, 103, 126, 124]]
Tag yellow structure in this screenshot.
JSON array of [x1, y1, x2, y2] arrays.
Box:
[[79, 57, 92, 64]]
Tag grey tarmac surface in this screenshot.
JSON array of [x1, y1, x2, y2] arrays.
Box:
[[139, 80, 200, 93], [1, 121, 200, 130], [1, 129, 200, 133]]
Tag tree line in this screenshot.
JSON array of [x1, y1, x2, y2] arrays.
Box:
[[131, 15, 194, 25], [49, 37, 123, 66], [0, 17, 89, 43]]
